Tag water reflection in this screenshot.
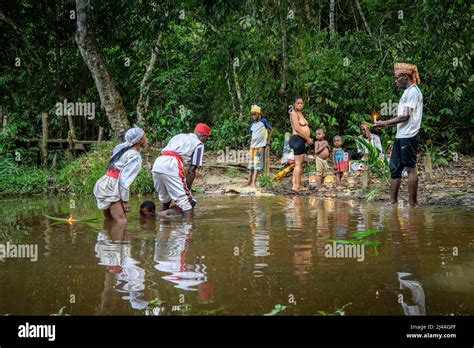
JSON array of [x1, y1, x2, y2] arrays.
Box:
[[398, 272, 426, 315], [153, 222, 207, 291], [286, 197, 313, 283], [248, 197, 270, 275], [95, 220, 148, 312], [1, 195, 473, 316]]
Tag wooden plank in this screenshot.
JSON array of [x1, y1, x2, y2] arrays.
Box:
[[264, 146, 270, 176]]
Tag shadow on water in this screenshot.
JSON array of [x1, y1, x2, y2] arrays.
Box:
[[0, 195, 473, 315]]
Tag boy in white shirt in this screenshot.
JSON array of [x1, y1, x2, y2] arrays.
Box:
[[245, 105, 273, 187]]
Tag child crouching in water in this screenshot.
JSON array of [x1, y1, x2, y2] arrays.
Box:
[[332, 135, 348, 187]]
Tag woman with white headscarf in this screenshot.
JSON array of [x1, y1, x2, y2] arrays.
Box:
[[93, 126, 147, 222]]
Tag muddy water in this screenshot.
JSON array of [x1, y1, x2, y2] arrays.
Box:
[[0, 195, 473, 316]]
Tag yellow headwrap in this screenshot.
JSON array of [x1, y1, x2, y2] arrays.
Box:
[[394, 63, 421, 84], [251, 105, 261, 114]]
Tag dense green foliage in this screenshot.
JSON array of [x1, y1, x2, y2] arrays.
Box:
[[0, 143, 155, 195], [1, 1, 472, 183]]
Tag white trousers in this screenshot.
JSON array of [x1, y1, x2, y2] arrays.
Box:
[[152, 172, 194, 211]]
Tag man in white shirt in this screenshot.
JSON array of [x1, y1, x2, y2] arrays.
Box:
[[152, 123, 210, 221], [375, 63, 423, 207]]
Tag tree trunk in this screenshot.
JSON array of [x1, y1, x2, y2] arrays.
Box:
[[225, 71, 237, 113], [137, 33, 162, 127], [41, 112, 49, 167], [354, 0, 372, 37], [75, 0, 130, 140], [279, 0, 289, 115], [231, 57, 243, 118], [329, 0, 335, 39]]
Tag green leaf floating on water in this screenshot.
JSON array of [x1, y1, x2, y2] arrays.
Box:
[[352, 229, 382, 239], [327, 239, 382, 246], [44, 215, 100, 224], [148, 298, 166, 306], [264, 304, 288, 316], [448, 192, 467, 197]]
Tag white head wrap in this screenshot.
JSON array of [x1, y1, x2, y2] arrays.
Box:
[[112, 125, 145, 156]]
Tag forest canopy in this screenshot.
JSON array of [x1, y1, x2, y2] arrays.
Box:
[[1, 0, 472, 168]]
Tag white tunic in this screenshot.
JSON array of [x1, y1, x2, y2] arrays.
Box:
[[93, 149, 142, 209], [396, 84, 423, 139], [152, 133, 204, 177]]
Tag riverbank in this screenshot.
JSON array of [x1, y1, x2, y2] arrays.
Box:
[[195, 152, 474, 208], [1, 144, 472, 208]]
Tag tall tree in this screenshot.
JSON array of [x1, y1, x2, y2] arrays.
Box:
[[278, 0, 289, 114], [75, 0, 130, 139]]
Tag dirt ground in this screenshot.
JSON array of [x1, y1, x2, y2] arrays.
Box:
[[193, 152, 474, 208]]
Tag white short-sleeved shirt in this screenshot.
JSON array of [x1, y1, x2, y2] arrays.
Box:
[[249, 118, 271, 148], [396, 84, 423, 138], [152, 133, 204, 177]]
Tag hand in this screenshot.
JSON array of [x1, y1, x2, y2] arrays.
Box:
[[122, 201, 131, 213], [374, 120, 386, 128], [307, 138, 314, 145]]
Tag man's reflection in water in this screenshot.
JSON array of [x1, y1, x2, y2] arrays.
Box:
[[377, 207, 425, 315], [248, 197, 270, 276], [95, 219, 148, 313], [286, 196, 313, 283], [153, 222, 208, 292]]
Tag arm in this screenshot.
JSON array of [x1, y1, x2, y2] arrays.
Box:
[[119, 153, 142, 204], [186, 165, 197, 188], [375, 108, 412, 127], [187, 144, 204, 189], [314, 141, 330, 155], [376, 90, 417, 128]]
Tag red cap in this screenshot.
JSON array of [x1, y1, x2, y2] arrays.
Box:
[[194, 123, 211, 137]]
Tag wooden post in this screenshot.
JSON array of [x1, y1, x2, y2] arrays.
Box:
[[67, 130, 74, 160], [51, 153, 58, 170], [423, 154, 434, 182], [97, 127, 104, 143], [67, 114, 76, 151], [264, 145, 270, 176], [362, 169, 369, 188], [41, 112, 49, 167]]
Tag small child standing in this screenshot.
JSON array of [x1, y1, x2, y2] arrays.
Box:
[[332, 135, 348, 187], [246, 105, 272, 187], [314, 128, 331, 189]]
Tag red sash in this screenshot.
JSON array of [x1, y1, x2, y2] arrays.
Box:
[[105, 167, 120, 179], [162, 151, 185, 178]]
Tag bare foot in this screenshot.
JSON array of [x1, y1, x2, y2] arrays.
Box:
[[386, 201, 398, 206]]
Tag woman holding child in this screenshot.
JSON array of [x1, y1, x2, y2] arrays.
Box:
[[289, 96, 312, 192]]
